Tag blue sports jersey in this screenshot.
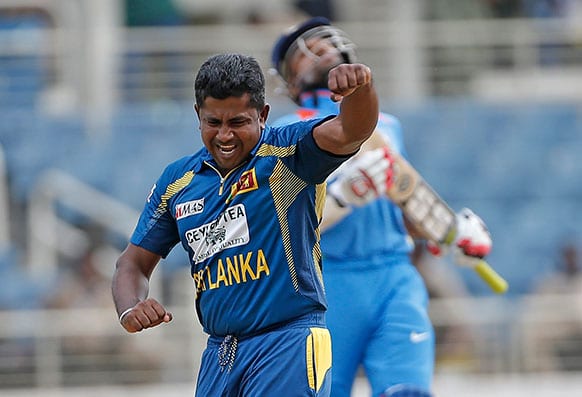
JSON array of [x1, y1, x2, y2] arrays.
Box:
[[130, 116, 350, 338], [272, 90, 412, 261]]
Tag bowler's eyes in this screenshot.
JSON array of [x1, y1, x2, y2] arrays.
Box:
[[230, 119, 247, 127], [204, 117, 221, 127], [205, 118, 248, 127]]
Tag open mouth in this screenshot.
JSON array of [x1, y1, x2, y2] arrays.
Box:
[[218, 144, 236, 155]]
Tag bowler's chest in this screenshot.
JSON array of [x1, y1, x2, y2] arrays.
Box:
[[171, 161, 276, 234]]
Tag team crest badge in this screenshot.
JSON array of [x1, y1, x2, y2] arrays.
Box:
[[226, 168, 258, 204]]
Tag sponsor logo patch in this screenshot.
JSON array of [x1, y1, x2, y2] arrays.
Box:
[[185, 203, 249, 264], [175, 198, 205, 220]]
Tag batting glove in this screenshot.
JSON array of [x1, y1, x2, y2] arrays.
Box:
[[427, 208, 492, 267], [327, 147, 393, 207]]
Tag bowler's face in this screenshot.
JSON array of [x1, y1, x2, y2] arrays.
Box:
[[196, 94, 269, 175]]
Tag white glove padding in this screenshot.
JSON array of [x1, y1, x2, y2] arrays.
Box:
[[427, 208, 492, 267], [327, 147, 393, 207]]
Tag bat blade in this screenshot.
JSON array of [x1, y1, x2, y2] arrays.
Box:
[[364, 132, 509, 294]]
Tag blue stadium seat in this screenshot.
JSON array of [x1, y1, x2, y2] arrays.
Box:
[[1, 100, 581, 295], [0, 12, 50, 108]]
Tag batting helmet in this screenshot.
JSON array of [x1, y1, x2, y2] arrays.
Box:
[[271, 16, 357, 84]]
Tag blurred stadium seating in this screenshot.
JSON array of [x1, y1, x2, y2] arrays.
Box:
[[3, 99, 578, 295], [1, 1, 582, 395]]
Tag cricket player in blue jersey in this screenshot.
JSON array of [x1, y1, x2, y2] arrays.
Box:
[[271, 18, 493, 397], [111, 53, 380, 396]]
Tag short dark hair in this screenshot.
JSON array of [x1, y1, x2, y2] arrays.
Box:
[[194, 53, 265, 110]]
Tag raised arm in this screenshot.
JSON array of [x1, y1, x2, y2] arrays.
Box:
[[313, 63, 379, 155]]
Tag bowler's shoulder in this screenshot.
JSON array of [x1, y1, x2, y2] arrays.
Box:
[[265, 116, 331, 145], [160, 150, 206, 181]]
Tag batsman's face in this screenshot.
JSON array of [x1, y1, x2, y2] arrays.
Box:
[[287, 36, 344, 96], [196, 94, 270, 176]]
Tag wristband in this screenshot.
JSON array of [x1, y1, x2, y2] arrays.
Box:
[[118, 307, 134, 323]]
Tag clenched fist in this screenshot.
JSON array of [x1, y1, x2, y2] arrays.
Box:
[[327, 63, 373, 102], [119, 298, 173, 333]]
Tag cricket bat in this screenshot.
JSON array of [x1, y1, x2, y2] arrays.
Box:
[[364, 132, 509, 294]]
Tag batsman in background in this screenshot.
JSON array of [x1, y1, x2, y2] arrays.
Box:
[[271, 17, 493, 397]]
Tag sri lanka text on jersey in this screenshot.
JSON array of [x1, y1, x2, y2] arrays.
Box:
[[193, 249, 270, 294]]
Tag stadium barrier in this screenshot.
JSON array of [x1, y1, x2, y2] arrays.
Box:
[[1, 294, 582, 391]]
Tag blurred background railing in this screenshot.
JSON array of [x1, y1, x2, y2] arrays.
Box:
[[1, 0, 582, 395], [2, 294, 582, 395]]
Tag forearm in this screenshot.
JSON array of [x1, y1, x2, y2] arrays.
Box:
[[111, 260, 150, 316], [339, 82, 379, 147]]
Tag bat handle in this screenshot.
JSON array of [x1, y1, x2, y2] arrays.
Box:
[[474, 260, 509, 294]]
